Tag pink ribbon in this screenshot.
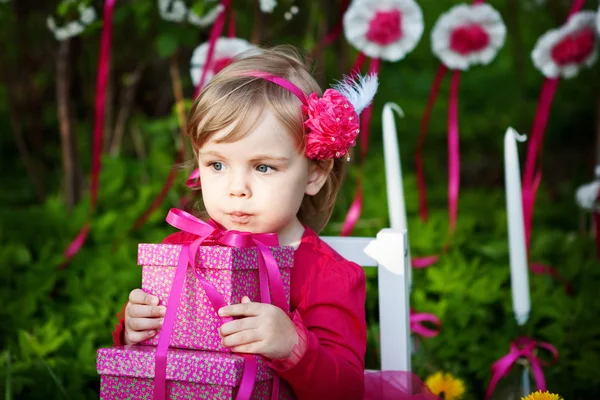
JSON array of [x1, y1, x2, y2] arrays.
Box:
[[415, 65, 448, 223], [186, 168, 201, 189], [521, 78, 559, 251], [447, 70, 461, 236], [341, 56, 380, 236], [310, 0, 350, 57], [411, 256, 439, 269], [195, 0, 230, 97], [61, 0, 116, 264], [132, 0, 231, 231], [522, 0, 585, 252], [409, 310, 441, 338], [530, 262, 573, 295], [153, 208, 286, 400], [485, 337, 559, 400]]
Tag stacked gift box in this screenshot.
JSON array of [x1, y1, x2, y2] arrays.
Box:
[[97, 210, 296, 399]]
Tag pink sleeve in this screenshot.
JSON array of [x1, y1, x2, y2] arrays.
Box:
[[268, 311, 309, 370], [269, 261, 367, 400]]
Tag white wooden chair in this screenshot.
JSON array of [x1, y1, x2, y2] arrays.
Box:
[[321, 231, 411, 372], [322, 102, 411, 373]]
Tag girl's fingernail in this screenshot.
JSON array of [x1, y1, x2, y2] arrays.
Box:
[[159, 318, 164, 325], [148, 330, 156, 337], [159, 307, 166, 317]]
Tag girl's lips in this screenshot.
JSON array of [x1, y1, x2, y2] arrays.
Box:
[[228, 212, 252, 224]]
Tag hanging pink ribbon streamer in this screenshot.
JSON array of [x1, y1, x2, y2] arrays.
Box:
[[409, 310, 441, 338], [521, 78, 559, 250], [447, 70, 461, 235], [485, 337, 559, 400], [153, 208, 286, 399], [62, 0, 116, 265], [530, 262, 573, 294], [133, 0, 231, 231], [415, 65, 448, 223], [310, 0, 350, 56], [195, 0, 230, 97], [341, 57, 379, 236], [522, 0, 586, 251]]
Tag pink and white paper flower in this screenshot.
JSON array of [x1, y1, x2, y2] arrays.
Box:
[[597, 5, 600, 35], [47, 2, 96, 41], [431, 4, 506, 71], [343, 0, 424, 62], [190, 37, 255, 88], [259, 0, 277, 13], [531, 11, 598, 79], [576, 180, 600, 212], [158, 0, 223, 28]]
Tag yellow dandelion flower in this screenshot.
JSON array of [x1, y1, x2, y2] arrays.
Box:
[[424, 372, 466, 400], [522, 391, 563, 400]]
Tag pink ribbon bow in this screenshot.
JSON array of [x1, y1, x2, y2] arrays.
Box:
[[409, 310, 441, 338], [154, 208, 286, 400], [485, 337, 559, 400]]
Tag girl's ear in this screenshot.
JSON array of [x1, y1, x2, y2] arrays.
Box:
[[305, 159, 334, 196]]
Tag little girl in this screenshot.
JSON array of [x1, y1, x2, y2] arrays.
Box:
[[112, 46, 428, 399]]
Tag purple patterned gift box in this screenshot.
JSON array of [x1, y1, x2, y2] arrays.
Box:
[[138, 243, 293, 352], [97, 345, 295, 399]]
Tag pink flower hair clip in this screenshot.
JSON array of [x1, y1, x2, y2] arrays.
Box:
[[245, 71, 379, 160]]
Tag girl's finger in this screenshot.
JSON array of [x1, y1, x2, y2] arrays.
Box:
[[128, 304, 166, 319], [125, 328, 156, 345], [230, 342, 262, 354], [127, 317, 164, 332], [221, 329, 262, 348], [219, 316, 260, 337], [129, 289, 159, 306], [218, 301, 264, 317]]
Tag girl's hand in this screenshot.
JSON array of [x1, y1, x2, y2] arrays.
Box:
[[218, 296, 298, 360], [123, 289, 166, 345]]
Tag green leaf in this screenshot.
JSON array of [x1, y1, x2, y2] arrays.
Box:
[[155, 33, 178, 58]]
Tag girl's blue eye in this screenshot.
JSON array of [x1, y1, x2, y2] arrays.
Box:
[[211, 162, 223, 171], [256, 164, 271, 173]]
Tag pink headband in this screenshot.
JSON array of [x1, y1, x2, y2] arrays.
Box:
[[186, 71, 378, 189], [244, 71, 379, 160]]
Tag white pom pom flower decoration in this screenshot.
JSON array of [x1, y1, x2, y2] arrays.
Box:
[[531, 11, 598, 79], [343, 0, 424, 62], [47, 2, 97, 41], [431, 3, 506, 71], [576, 180, 600, 212], [158, 0, 223, 28], [190, 37, 255, 89]]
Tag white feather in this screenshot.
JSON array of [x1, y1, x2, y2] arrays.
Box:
[[332, 74, 379, 115]]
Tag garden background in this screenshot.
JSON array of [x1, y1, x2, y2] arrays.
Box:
[[1, 0, 599, 399]]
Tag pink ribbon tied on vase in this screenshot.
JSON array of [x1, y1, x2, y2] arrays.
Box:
[[409, 309, 442, 338], [485, 337, 559, 400], [153, 208, 287, 400]]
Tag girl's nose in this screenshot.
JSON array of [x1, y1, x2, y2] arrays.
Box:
[[228, 172, 251, 198]]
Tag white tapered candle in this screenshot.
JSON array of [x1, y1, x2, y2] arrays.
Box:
[[504, 127, 531, 326]]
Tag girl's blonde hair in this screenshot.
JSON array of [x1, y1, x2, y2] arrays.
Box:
[[187, 46, 346, 233]]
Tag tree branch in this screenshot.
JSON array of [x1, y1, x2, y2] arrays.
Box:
[[56, 39, 82, 209], [109, 63, 145, 156]]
